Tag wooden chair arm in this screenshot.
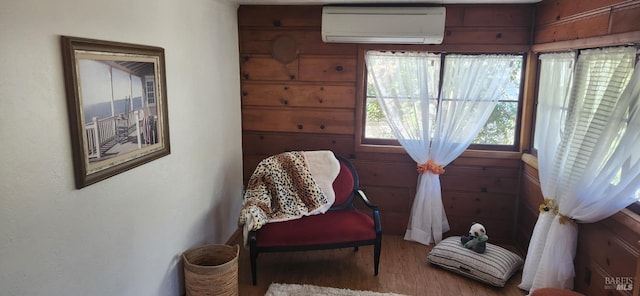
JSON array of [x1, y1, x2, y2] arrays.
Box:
[[356, 189, 382, 234], [356, 189, 377, 209]]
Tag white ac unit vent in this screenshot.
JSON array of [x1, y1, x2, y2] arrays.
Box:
[[321, 6, 446, 45]]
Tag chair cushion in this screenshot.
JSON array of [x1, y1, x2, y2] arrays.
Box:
[[256, 210, 375, 247], [427, 236, 523, 287], [332, 161, 354, 207]]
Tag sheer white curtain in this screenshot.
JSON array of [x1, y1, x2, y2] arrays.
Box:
[[365, 51, 515, 244], [520, 47, 640, 293], [365, 51, 441, 151], [520, 52, 576, 291], [365, 51, 442, 244]]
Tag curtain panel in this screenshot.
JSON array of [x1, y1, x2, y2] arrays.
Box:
[[520, 47, 640, 294]]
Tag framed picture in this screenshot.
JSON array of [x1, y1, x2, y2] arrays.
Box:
[[61, 36, 170, 188]]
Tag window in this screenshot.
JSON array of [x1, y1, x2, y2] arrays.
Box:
[[532, 46, 640, 205], [530, 52, 576, 156], [363, 51, 525, 150], [145, 75, 156, 105]]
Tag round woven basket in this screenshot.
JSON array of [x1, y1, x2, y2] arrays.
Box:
[[183, 244, 239, 296]]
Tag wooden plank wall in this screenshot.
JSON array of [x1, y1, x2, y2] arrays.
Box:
[[238, 4, 533, 243], [515, 1, 640, 294], [534, 0, 640, 44], [515, 159, 541, 253]]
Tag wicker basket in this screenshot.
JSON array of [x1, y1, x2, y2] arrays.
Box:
[[183, 244, 239, 296]]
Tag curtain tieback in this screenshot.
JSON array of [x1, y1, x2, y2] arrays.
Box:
[[558, 212, 577, 226], [538, 198, 555, 214], [538, 199, 576, 226], [417, 160, 445, 175]]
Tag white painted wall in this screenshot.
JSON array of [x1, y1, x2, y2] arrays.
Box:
[[0, 0, 243, 295]]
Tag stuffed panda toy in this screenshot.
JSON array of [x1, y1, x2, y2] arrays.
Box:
[[460, 222, 488, 253]]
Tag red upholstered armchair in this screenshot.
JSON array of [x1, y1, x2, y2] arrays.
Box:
[[247, 154, 382, 285]]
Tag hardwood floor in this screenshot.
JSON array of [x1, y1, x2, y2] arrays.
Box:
[[234, 235, 527, 296]]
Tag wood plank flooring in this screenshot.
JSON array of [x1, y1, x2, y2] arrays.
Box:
[[234, 235, 527, 296]]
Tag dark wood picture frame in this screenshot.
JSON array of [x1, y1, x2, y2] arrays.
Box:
[[61, 36, 170, 188]]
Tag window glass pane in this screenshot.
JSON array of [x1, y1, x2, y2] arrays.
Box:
[[365, 97, 394, 139], [364, 96, 439, 139], [364, 52, 440, 140], [473, 101, 518, 145], [364, 73, 395, 138], [471, 56, 523, 145], [532, 52, 576, 152]]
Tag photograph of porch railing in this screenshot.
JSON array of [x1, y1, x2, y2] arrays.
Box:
[[85, 110, 158, 160]]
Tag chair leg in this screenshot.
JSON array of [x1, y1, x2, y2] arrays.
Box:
[[374, 236, 381, 275], [354, 246, 359, 252], [250, 242, 258, 285]]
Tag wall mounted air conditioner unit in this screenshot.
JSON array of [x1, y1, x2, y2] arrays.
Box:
[[321, 6, 446, 44]]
